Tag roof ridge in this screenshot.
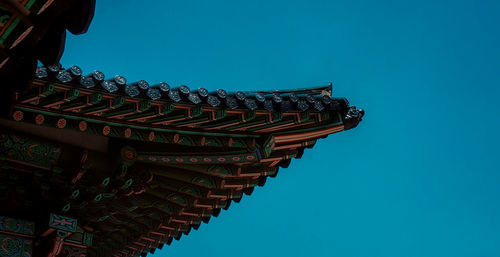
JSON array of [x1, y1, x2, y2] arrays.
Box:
[[34, 65, 345, 113]]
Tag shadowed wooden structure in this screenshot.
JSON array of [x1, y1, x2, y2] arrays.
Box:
[[0, 1, 364, 257], [0, 0, 95, 116]]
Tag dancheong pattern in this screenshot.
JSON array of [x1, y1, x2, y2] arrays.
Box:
[[0, 216, 34, 257], [0, 58, 362, 257], [49, 214, 78, 232], [0, 234, 33, 257], [0, 2, 367, 257], [0, 217, 34, 236], [0, 134, 61, 168]]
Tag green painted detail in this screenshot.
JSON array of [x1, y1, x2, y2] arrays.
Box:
[[41, 84, 55, 96], [65, 231, 93, 247], [0, 234, 33, 257], [0, 216, 34, 236], [230, 138, 247, 148], [175, 134, 194, 146], [93, 194, 103, 202], [0, 17, 11, 35], [154, 133, 169, 143], [112, 96, 125, 107], [120, 164, 128, 176], [139, 101, 152, 112], [83, 232, 93, 246], [38, 88, 79, 106], [15, 106, 259, 138], [203, 137, 222, 147], [243, 110, 256, 121], [102, 177, 110, 186], [124, 178, 133, 187], [263, 136, 276, 157], [89, 93, 102, 104], [56, 230, 69, 238], [0, 18, 20, 44], [49, 214, 77, 232], [71, 189, 80, 199], [19, 83, 55, 102], [0, 133, 61, 168], [68, 88, 80, 99], [59, 93, 102, 111], [162, 103, 174, 114], [191, 106, 203, 118], [266, 168, 278, 176], [25, 0, 37, 10]]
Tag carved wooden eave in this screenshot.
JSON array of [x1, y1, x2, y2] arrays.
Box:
[[0, 63, 363, 257], [0, 1, 364, 256]]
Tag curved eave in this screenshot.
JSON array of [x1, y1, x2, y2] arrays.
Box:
[[3, 67, 363, 257]]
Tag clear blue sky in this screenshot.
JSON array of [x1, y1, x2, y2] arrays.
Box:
[[61, 1, 500, 256]]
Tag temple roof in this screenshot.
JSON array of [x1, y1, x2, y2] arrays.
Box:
[[0, 2, 364, 257], [0, 63, 363, 257], [34, 65, 339, 113]]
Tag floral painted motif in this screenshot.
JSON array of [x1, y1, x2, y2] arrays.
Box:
[[57, 118, 66, 128], [12, 111, 23, 121], [102, 125, 111, 135], [0, 134, 61, 168], [35, 114, 44, 125], [78, 121, 87, 131], [0, 235, 32, 257]]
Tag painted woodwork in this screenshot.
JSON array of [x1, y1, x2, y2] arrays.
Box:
[[0, 63, 363, 257], [0, 133, 61, 169], [0, 216, 34, 257]]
